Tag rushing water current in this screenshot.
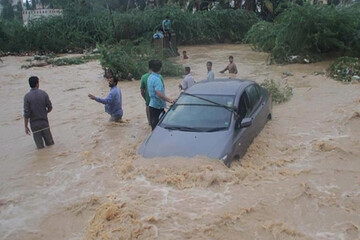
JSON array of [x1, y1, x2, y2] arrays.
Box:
[[0, 44, 359, 240]]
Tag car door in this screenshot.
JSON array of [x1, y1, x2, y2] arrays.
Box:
[[245, 84, 264, 141], [232, 91, 252, 158], [255, 85, 270, 132]]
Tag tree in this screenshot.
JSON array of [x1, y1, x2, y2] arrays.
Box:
[[40, 0, 51, 8], [0, 0, 15, 20], [15, 0, 23, 20], [25, 0, 31, 10], [31, 0, 36, 9]]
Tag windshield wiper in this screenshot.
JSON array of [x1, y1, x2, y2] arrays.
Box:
[[204, 127, 228, 132], [163, 125, 204, 132], [175, 103, 229, 108], [181, 92, 239, 118]]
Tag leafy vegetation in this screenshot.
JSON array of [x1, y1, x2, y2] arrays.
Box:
[[246, 3, 360, 63], [261, 79, 293, 104], [98, 41, 182, 80], [0, 5, 258, 53], [328, 57, 360, 82]]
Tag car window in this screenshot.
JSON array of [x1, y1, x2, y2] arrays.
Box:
[[160, 94, 235, 131], [238, 92, 250, 120], [245, 85, 260, 110]]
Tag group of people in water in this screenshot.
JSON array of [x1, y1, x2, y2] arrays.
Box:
[[23, 55, 238, 149], [142, 55, 238, 130]]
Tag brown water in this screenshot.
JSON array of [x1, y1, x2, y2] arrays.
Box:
[[0, 44, 359, 240]]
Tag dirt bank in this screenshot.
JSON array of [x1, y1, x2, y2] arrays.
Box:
[[0, 44, 359, 240]]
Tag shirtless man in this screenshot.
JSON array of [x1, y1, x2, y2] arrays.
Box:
[[220, 56, 238, 77]]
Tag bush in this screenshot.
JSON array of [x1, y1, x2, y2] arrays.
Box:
[[328, 57, 360, 82], [261, 79, 293, 104], [0, 6, 259, 53], [113, 6, 258, 44], [246, 3, 360, 63], [245, 21, 278, 52], [98, 41, 182, 80]]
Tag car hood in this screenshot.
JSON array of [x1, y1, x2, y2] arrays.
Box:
[[138, 126, 231, 159]]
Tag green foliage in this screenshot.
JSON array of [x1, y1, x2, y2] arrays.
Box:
[[0, 6, 258, 53], [260, 79, 293, 104], [98, 41, 182, 80], [1, 0, 16, 20], [246, 3, 360, 63], [245, 21, 278, 52], [328, 57, 360, 82], [113, 6, 258, 44]]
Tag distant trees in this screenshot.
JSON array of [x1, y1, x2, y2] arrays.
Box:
[[0, 0, 24, 20]]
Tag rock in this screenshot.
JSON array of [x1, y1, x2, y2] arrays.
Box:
[[313, 71, 325, 76], [283, 71, 293, 77]]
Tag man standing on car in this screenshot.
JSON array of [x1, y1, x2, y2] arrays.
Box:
[[24, 76, 55, 149], [147, 60, 173, 130], [88, 75, 123, 122]]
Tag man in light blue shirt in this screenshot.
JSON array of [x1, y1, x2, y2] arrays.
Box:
[[162, 16, 172, 41], [147, 60, 173, 130], [88, 76, 123, 122]]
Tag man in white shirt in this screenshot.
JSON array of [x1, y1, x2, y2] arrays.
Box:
[[179, 66, 195, 91], [207, 61, 215, 81]]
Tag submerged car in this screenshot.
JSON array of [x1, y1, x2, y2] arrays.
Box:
[[138, 79, 272, 167]]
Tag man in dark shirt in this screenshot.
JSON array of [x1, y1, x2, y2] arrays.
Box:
[[23, 76, 54, 149]]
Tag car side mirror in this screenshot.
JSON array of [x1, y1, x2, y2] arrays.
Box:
[[240, 118, 252, 128]]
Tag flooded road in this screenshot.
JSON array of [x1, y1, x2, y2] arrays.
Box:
[[0, 44, 359, 240]]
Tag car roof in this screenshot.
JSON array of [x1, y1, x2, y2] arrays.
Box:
[[186, 79, 253, 95]]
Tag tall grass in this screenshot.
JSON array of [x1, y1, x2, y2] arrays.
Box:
[[114, 6, 258, 44], [246, 3, 360, 63], [98, 41, 182, 80], [0, 6, 258, 53]]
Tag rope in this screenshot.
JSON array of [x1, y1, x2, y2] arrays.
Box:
[[32, 127, 50, 134]]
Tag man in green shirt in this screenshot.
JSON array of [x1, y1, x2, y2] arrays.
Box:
[[140, 60, 164, 125]]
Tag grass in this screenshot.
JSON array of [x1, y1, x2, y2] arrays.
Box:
[[246, 3, 360, 63], [0, 6, 259, 53]]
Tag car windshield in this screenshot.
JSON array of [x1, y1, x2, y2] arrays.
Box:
[[160, 94, 235, 132]]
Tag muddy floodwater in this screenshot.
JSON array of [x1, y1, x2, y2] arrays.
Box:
[[0, 44, 359, 240]]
